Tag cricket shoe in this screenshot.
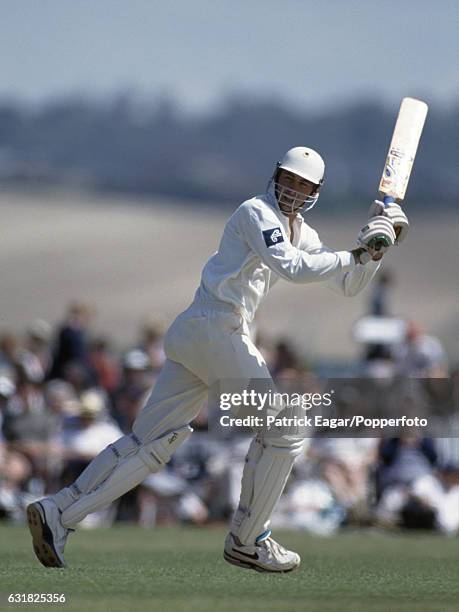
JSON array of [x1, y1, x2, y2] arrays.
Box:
[[27, 498, 73, 568], [223, 531, 300, 573]]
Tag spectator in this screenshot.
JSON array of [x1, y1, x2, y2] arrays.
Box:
[[0, 373, 31, 519], [271, 338, 299, 378], [408, 465, 459, 534], [369, 269, 394, 316], [393, 321, 448, 377], [61, 361, 95, 395], [112, 386, 147, 433], [2, 360, 62, 493], [0, 374, 16, 429], [50, 301, 94, 379], [139, 318, 166, 372], [374, 436, 438, 528], [88, 338, 120, 393], [111, 350, 155, 432], [25, 319, 53, 378], [61, 390, 122, 468], [308, 437, 378, 523], [0, 332, 20, 369], [44, 380, 78, 418]]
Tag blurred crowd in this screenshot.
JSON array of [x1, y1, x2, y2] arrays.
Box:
[[1, 285, 459, 536]]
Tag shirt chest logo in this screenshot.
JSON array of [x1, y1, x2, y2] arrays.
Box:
[[262, 227, 284, 248]]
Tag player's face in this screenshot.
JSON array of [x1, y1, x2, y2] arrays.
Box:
[[275, 169, 319, 215]]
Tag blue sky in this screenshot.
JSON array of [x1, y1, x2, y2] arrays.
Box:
[[1, 0, 458, 113]]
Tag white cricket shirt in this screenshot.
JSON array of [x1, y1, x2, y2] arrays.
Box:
[[195, 186, 380, 322]]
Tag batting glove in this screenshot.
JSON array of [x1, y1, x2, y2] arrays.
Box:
[[357, 215, 396, 257], [368, 200, 410, 244]]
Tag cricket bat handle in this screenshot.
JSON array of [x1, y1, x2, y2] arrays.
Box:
[[367, 195, 396, 251], [383, 195, 395, 206]]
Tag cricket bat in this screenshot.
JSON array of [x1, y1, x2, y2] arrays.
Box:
[[370, 97, 428, 249]]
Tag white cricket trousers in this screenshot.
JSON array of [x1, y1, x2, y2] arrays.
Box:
[[132, 300, 272, 441], [55, 299, 304, 543]]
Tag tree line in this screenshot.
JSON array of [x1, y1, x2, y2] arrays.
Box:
[[0, 94, 457, 210]]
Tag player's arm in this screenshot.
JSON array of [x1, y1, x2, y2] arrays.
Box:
[[303, 216, 396, 297], [240, 206, 355, 284], [314, 243, 381, 297]]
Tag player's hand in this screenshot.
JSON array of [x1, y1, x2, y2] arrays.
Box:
[[351, 247, 384, 265], [357, 215, 396, 257], [368, 200, 409, 244]]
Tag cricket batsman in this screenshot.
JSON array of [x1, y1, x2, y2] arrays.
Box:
[[27, 147, 408, 572]]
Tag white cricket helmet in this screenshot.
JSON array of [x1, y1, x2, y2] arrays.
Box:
[[273, 146, 325, 214], [279, 147, 325, 184]]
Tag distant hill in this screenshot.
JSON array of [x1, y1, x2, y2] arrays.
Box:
[[0, 94, 457, 208]]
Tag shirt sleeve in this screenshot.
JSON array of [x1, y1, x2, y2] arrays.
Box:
[[240, 205, 355, 284], [308, 241, 381, 297]]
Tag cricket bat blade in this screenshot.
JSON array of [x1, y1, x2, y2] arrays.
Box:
[[378, 97, 428, 203]]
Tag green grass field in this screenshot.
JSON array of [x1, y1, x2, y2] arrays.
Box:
[[0, 525, 458, 611]]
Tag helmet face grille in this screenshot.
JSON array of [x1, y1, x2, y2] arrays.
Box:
[[273, 181, 319, 214]]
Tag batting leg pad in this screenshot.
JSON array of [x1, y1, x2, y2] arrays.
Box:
[[230, 434, 304, 545], [52, 434, 139, 512], [60, 426, 192, 529]]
